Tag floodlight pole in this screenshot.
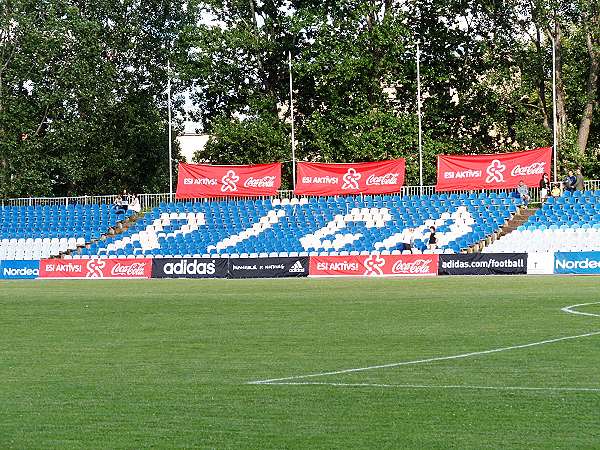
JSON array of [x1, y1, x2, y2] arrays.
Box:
[[416, 41, 423, 195], [167, 60, 174, 202], [551, 36, 558, 183], [288, 51, 297, 190]]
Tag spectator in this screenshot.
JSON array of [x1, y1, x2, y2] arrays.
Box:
[[551, 185, 562, 197], [403, 227, 418, 252], [575, 168, 585, 191], [428, 226, 437, 250], [121, 190, 130, 211], [129, 194, 141, 214], [516, 180, 531, 205], [113, 195, 125, 214], [539, 173, 550, 202], [410, 227, 423, 252], [563, 170, 576, 193]]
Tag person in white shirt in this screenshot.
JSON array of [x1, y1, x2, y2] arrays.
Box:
[[399, 227, 413, 251], [129, 194, 141, 213]]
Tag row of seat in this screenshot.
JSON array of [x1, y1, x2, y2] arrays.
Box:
[[485, 190, 600, 253], [69, 247, 460, 260], [0, 205, 131, 258], [80, 193, 521, 257]]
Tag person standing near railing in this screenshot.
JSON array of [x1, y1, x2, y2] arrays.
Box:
[[517, 180, 531, 206], [563, 170, 576, 193], [129, 194, 141, 214], [113, 195, 125, 214], [575, 169, 585, 191], [539, 173, 550, 202]]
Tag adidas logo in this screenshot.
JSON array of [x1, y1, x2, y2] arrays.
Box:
[[289, 260, 305, 273]]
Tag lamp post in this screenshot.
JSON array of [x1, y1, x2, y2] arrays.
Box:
[[551, 36, 558, 183], [416, 41, 423, 194], [288, 51, 296, 190], [167, 60, 174, 201]]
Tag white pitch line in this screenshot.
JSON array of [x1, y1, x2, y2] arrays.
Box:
[[248, 330, 600, 384], [248, 302, 600, 385], [259, 381, 600, 393], [561, 301, 600, 318]]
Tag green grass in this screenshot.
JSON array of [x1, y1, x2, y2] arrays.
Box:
[[1, 276, 600, 449]]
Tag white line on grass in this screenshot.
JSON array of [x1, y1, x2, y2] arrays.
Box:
[[248, 330, 600, 384], [561, 301, 600, 318], [260, 382, 600, 393], [248, 302, 600, 385]]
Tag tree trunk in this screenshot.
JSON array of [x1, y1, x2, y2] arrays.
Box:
[[577, 28, 599, 153]]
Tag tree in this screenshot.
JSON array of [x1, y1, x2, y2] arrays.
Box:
[[0, 0, 195, 197]]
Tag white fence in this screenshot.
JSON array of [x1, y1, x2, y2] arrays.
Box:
[[2, 180, 598, 209]]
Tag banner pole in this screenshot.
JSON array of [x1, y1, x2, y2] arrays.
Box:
[[416, 42, 423, 195], [551, 35, 558, 183], [167, 60, 174, 201], [289, 51, 296, 191]]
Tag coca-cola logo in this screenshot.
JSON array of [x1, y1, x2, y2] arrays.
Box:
[[392, 259, 433, 274], [111, 262, 148, 277], [366, 173, 399, 186], [244, 176, 276, 188], [511, 162, 545, 177]]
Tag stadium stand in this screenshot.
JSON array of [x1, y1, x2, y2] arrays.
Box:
[[77, 193, 523, 258], [483, 190, 600, 253], [0, 204, 133, 260]]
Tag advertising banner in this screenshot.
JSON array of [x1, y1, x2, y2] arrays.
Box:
[[0, 260, 40, 279], [309, 254, 438, 277], [436, 147, 552, 191], [295, 159, 405, 196], [438, 253, 527, 275], [176, 162, 281, 199], [554, 252, 600, 275], [228, 257, 309, 279], [40, 258, 153, 279], [152, 258, 228, 279], [527, 252, 554, 275]]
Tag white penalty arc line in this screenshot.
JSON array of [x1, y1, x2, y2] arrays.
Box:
[[561, 302, 600, 318], [248, 302, 600, 386]]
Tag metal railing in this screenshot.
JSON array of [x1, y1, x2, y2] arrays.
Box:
[[1, 180, 598, 208]]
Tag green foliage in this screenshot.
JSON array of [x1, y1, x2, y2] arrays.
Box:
[[182, 0, 598, 183], [0, 0, 192, 197]]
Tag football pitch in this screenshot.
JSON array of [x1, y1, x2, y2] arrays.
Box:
[[1, 276, 599, 449]]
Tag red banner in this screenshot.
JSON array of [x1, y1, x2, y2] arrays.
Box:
[[436, 147, 552, 191], [309, 254, 438, 277], [295, 159, 405, 196], [39, 258, 153, 279], [176, 162, 281, 199]]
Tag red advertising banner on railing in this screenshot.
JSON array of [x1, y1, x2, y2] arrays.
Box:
[[295, 159, 405, 196], [309, 254, 438, 277], [40, 258, 153, 279], [176, 162, 281, 198], [436, 147, 552, 191]]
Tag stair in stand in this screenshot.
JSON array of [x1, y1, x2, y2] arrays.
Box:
[[499, 206, 538, 237], [469, 206, 538, 253]]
